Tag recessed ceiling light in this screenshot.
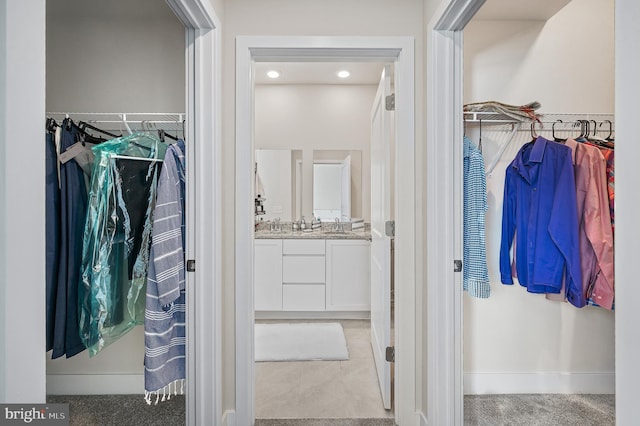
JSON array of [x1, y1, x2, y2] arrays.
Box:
[[267, 70, 280, 79], [337, 70, 350, 79]]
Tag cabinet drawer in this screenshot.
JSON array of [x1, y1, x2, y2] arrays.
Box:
[[282, 239, 325, 255], [282, 284, 325, 311], [283, 256, 325, 283]]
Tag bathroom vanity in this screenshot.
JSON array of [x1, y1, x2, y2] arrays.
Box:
[[254, 229, 371, 316]]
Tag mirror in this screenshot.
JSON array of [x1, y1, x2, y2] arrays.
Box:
[[313, 151, 354, 222], [255, 149, 363, 223]]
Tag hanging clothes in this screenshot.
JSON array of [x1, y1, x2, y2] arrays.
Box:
[[463, 136, 490, 298], [593, 145, 614, 236], [500, 136, 584, 307], [78, 133, 166, 357], [144, 140, 186, 403], [45, 129, 61, 352], [586, 142, 615, 309], [50, 119, 88, 359], [544, 140, 614, 309]]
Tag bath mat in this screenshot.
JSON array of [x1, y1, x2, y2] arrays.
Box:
[[255, 322, 349, 362]]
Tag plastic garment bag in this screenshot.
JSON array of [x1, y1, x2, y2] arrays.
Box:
[[79, 133, 167, 356]]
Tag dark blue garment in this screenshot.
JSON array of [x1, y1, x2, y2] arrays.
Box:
[[499, 137, 584, 308], [46, 132, 61, 351], [52, 119, 87, 358]]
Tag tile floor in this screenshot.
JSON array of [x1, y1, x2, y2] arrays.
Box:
[[255, 319, 394, 419]]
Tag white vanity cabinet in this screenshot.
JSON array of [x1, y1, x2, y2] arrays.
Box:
[[254, 237, 371, 315], [325, 240, 371, 311], [282, 239, 326, 311], [254, 239, 283, 311]]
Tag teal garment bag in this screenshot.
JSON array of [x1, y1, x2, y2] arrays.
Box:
[[79, 133, 167, 356]]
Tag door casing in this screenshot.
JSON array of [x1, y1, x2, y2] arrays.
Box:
[[235, 36, 416, 426], [426, 1, 486, 425], [165, 1, 223, 425]]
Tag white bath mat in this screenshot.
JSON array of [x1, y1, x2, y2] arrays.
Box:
[[255, 322, 349, 362]]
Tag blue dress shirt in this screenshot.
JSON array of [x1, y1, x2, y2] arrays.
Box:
[[500, 136, 584, 307]]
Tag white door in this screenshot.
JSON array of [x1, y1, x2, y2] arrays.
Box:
[[341, 154, 351, 221], [370, 65, 392, 410]]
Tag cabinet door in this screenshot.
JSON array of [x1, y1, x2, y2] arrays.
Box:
[[325, 240, 371, 311], [254, 239, 283, 311], [282, 284, 326, 311]]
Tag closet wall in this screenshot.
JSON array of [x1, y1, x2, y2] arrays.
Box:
[[463, 0, 615, 393], [45, 0, 184, 394]]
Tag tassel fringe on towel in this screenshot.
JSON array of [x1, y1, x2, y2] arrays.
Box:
[[144, 379, 185, 405]]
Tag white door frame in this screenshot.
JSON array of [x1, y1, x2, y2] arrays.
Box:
[[235, 36, 415, 426], [165, 1, 223, 425], [426, 1, 486, 426]]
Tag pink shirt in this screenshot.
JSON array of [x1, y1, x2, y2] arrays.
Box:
[[552, 139, 614, 309]]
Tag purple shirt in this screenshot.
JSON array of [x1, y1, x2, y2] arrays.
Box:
[[500, 137, 584, 307]]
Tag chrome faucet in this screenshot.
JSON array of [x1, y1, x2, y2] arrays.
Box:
[[334, 217, 344, 233], [270, 217, 282, 232]]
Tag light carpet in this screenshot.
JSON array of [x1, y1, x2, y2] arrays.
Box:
[[255, 322, 349, 362]]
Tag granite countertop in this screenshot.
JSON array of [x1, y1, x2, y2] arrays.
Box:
[[254, 222, 371, 241]]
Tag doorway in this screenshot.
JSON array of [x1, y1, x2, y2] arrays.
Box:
[[252, 60, 392, 419], [235, 36, 415, 425], [427, 0, 619, 425]]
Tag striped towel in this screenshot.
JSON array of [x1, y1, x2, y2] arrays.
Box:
[[144, 140, 187, 404]]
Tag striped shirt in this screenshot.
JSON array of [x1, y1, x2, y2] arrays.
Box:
[[144, 140, 186, 398]]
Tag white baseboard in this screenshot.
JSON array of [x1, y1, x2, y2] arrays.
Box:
[[464, 372, 615, 395], [222, 410, 236, 426], [47, 374, 144, 395]]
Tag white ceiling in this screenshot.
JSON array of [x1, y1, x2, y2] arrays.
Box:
[[254, 62, 388, 86], [473, 0, 572, 21]]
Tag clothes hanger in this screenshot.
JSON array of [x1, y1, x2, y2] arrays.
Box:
[[46, 117, 59, 133], [600, 119, 614, 142], [78, 121, 121, 139], [552, 119, 566, 142], [158, 128, 178, 142], [478, 118, 482, 153], [529, 120, 542, 142], [574, 120, 588, 142]]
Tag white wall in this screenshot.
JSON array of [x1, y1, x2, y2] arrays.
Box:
[[255, 84, 374, 221], [464, 0, 614, 113], [223, 0, 425, 414], [614, 0, 640, 424], [46, 0, 184, 113], [462, 0, 615, 394], [0, 0, 47, 403], [45, 0, 184, 393]]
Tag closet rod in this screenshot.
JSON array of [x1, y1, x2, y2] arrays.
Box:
[[46, 112, 185, 125]]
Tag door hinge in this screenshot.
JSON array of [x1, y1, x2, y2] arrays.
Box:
[[454, 259, 462, 272], [385, 93, 395, 111], [385, 220, 395, 237], [385, 346, 395, 363], [186, 259, 196, 272]]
